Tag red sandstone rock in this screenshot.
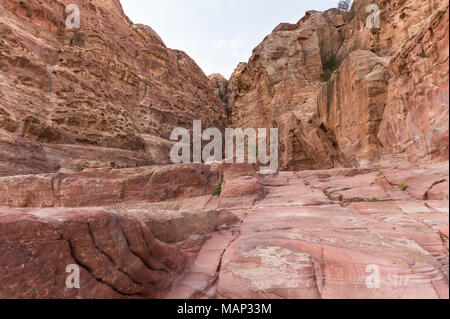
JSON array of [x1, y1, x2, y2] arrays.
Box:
[[318, 50, 390, 165], [227, 10, 347, 171], [0, 0, 226, 175], [0, 163, 221, 208], [219, 163, 266, 208], [165, 227, 239, 299], [336, 0, 447, 62], [208, 73, 228, 104], [214, 163, 448, 299], [0, 162, 448, 299], [378, 2, 449, 163], [0, 207, 185, 298], [0, 0, 448, 301], [217, 202, 448, 299], [119, 205, 238, 244], [227, 0, 449, 168], [379, 162, 449, 200]]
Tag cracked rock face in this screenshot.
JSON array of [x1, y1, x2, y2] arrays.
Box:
[[377, 2, 450, 163], [0, 0, 227, 175], [0, 162, 448, 298], [227, 1, 449, 169], [0, 0, 448, 300], [216, 163, 449, 299], [0, 207, 186, 298], [0, 163, 222, 208], [228, 10, 347, 171]]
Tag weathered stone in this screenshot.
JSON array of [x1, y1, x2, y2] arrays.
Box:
[[0, 0, 226, 175], [378, 2, 449, 163], [227, 10, 346, 171], [318, 50, 390, 165], [219, 163, 266, 209], [227, 0, 449, 169], [0, 207, 185, 299], [208, 73, 229, 104], [0, 0, 448, 301], [119, 205, 238, 244], [217, 201, 448, 299], [0, 163, 221, 208]]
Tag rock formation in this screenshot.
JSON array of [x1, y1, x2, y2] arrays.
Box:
[[0, 0, 448, 299], [208, 73, 228, 104], [228, 9, 349, 170], [0, 207, 186, 298], [0, 0, 227, 176], [1, 160, 448, 299], [227, 0, 449, 169]]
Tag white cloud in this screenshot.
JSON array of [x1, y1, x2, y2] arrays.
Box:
[[230, 39, 244, 49], [215, 39, 226, 49], [215, 38, 245, 50]]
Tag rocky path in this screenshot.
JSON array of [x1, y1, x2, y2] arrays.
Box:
[[0, 0, 448, 301], [0, 162, 448, 299], [162, 162, 449, 299], [219, 198, 448, 299]]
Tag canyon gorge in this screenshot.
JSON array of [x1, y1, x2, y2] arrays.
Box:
[[0, 0, 448, 299]]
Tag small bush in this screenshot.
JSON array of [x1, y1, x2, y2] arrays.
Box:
[[351, 197, 379, 203], [337, 0, 352, 12], [399, 183, 409, 192], [377, 171, 384, 177], [307, 119, 313, 124], [322, 54, 340, 81], [213, 181, 223, 196]]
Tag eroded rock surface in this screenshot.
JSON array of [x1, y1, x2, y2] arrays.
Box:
[[0, 162, 448, 299], [0, 207, 186, 298], [0, 163, 222, 208], [0, 0, 226, 175], [216, 162, 449, 299], [228, 10, 348, 171], [377, 2, 449, 163], [0, 0, 448, 301], [227, 0, 449, 169]]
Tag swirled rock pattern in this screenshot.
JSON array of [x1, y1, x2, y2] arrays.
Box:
[[216, 162, 449, 299], [1, 161, 447, 299], [0, 0, 448, 300]]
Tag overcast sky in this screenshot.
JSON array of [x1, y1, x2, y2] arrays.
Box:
[[120, 0, 339, 78]]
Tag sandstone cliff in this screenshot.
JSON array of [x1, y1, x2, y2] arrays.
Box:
[[227, 0, 449, 170], [0, 0, 227, 176], [0, 0, 448, 300]]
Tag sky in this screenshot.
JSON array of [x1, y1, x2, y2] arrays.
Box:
[[120, 0, 339, 79]]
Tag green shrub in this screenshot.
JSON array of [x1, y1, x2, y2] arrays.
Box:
[[337, 0, 352, 12], [351, 197, 379, 203], [399, 183, 409, 192], [213, 181, 223, 196], [322, 54, 340, 81]]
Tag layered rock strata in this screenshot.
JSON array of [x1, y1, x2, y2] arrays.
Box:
[[0, 161, 448, 299], [227, 1, 449, 169], [0, 0, 227, 175]]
